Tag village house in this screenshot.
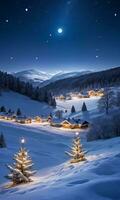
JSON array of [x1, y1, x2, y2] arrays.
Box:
[[61, 120, 72, 128], [16, 116, 32, 124], [59, 95, 66, 100], [5, 113, 16, 121], [34, 116, 43, 123], [88, 89, 104, 97], [61, 120, 81, 129], [0, 113, 7, 120]]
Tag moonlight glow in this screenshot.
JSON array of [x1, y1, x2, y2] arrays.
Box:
[[58, 28, 63, 34]]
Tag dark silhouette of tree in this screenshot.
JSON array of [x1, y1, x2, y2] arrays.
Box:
[[16, 108, 22, 116], [0, 133, 6, 148], [8, 109, 12, 113], [71, 105, 76, 113], [0, 106, 6, 113], [81, 102, 87, 112]]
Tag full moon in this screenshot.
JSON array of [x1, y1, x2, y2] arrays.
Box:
[[57, 28, 63, 34]]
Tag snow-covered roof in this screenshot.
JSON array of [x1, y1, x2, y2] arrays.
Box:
[[16, 116, 28, 120], [61, 120, 72, 125]]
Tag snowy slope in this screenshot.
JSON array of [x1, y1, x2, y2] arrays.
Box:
[[0, 91, 100, 119], [0, 120, 120, 200], [0, 91, 53, 117], [0, 91, 120, 199]]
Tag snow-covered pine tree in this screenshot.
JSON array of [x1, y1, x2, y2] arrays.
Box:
[[66, 132, 86, 163], [0, 133, 6, 148], [6, 138, 36, 186]]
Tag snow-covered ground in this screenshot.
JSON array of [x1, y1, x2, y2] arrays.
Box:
[[0, 91, 53, 117], [0, 120, 120, 200], [0, 91, 100, 119], [57, 96, 101, 121], [0, 91, 120, 200], [57, 97, 99, 113]]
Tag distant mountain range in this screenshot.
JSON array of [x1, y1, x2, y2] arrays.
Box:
[[14, 69, 52, 85], [41, 67, 120, 94], [14, 69, 91, 87]]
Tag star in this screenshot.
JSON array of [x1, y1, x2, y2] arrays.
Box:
[[10, 56, 14, 60], [5, 19, 9, 23], [49, 33, 52, 37], [25, 8, 28, 12], [114, 13, 117, 17], [96, 55, 99, 58], [35, 57, 38, 60], [57, 28, 63, 34]]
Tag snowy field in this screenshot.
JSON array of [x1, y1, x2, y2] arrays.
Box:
[[0, 120, 120, 200], [0, 91, 120, 200], [57, 97, 100, 113]]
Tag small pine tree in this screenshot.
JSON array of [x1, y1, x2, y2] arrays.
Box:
[[0, 133, 6, 148], [0, 106, 6, 113], [71, 105, 76, 113], [81, 102, 87, 112], [6, 138, 36, 186], [66, 133, 86, 163], [8, 109, 12, 113], [16, 108, 22, 116]]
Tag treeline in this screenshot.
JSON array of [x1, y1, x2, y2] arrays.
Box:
[[0, 71, 56, 107], [41, 67, 120, 94]]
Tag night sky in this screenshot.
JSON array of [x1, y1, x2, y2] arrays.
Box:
[[0, 0, 120, 72]]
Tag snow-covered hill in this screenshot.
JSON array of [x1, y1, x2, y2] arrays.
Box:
[[0, 119, 120, 200], [0, 91, 53, 117], [14, 69, 90, 87], [0, 90, 120, 199]]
